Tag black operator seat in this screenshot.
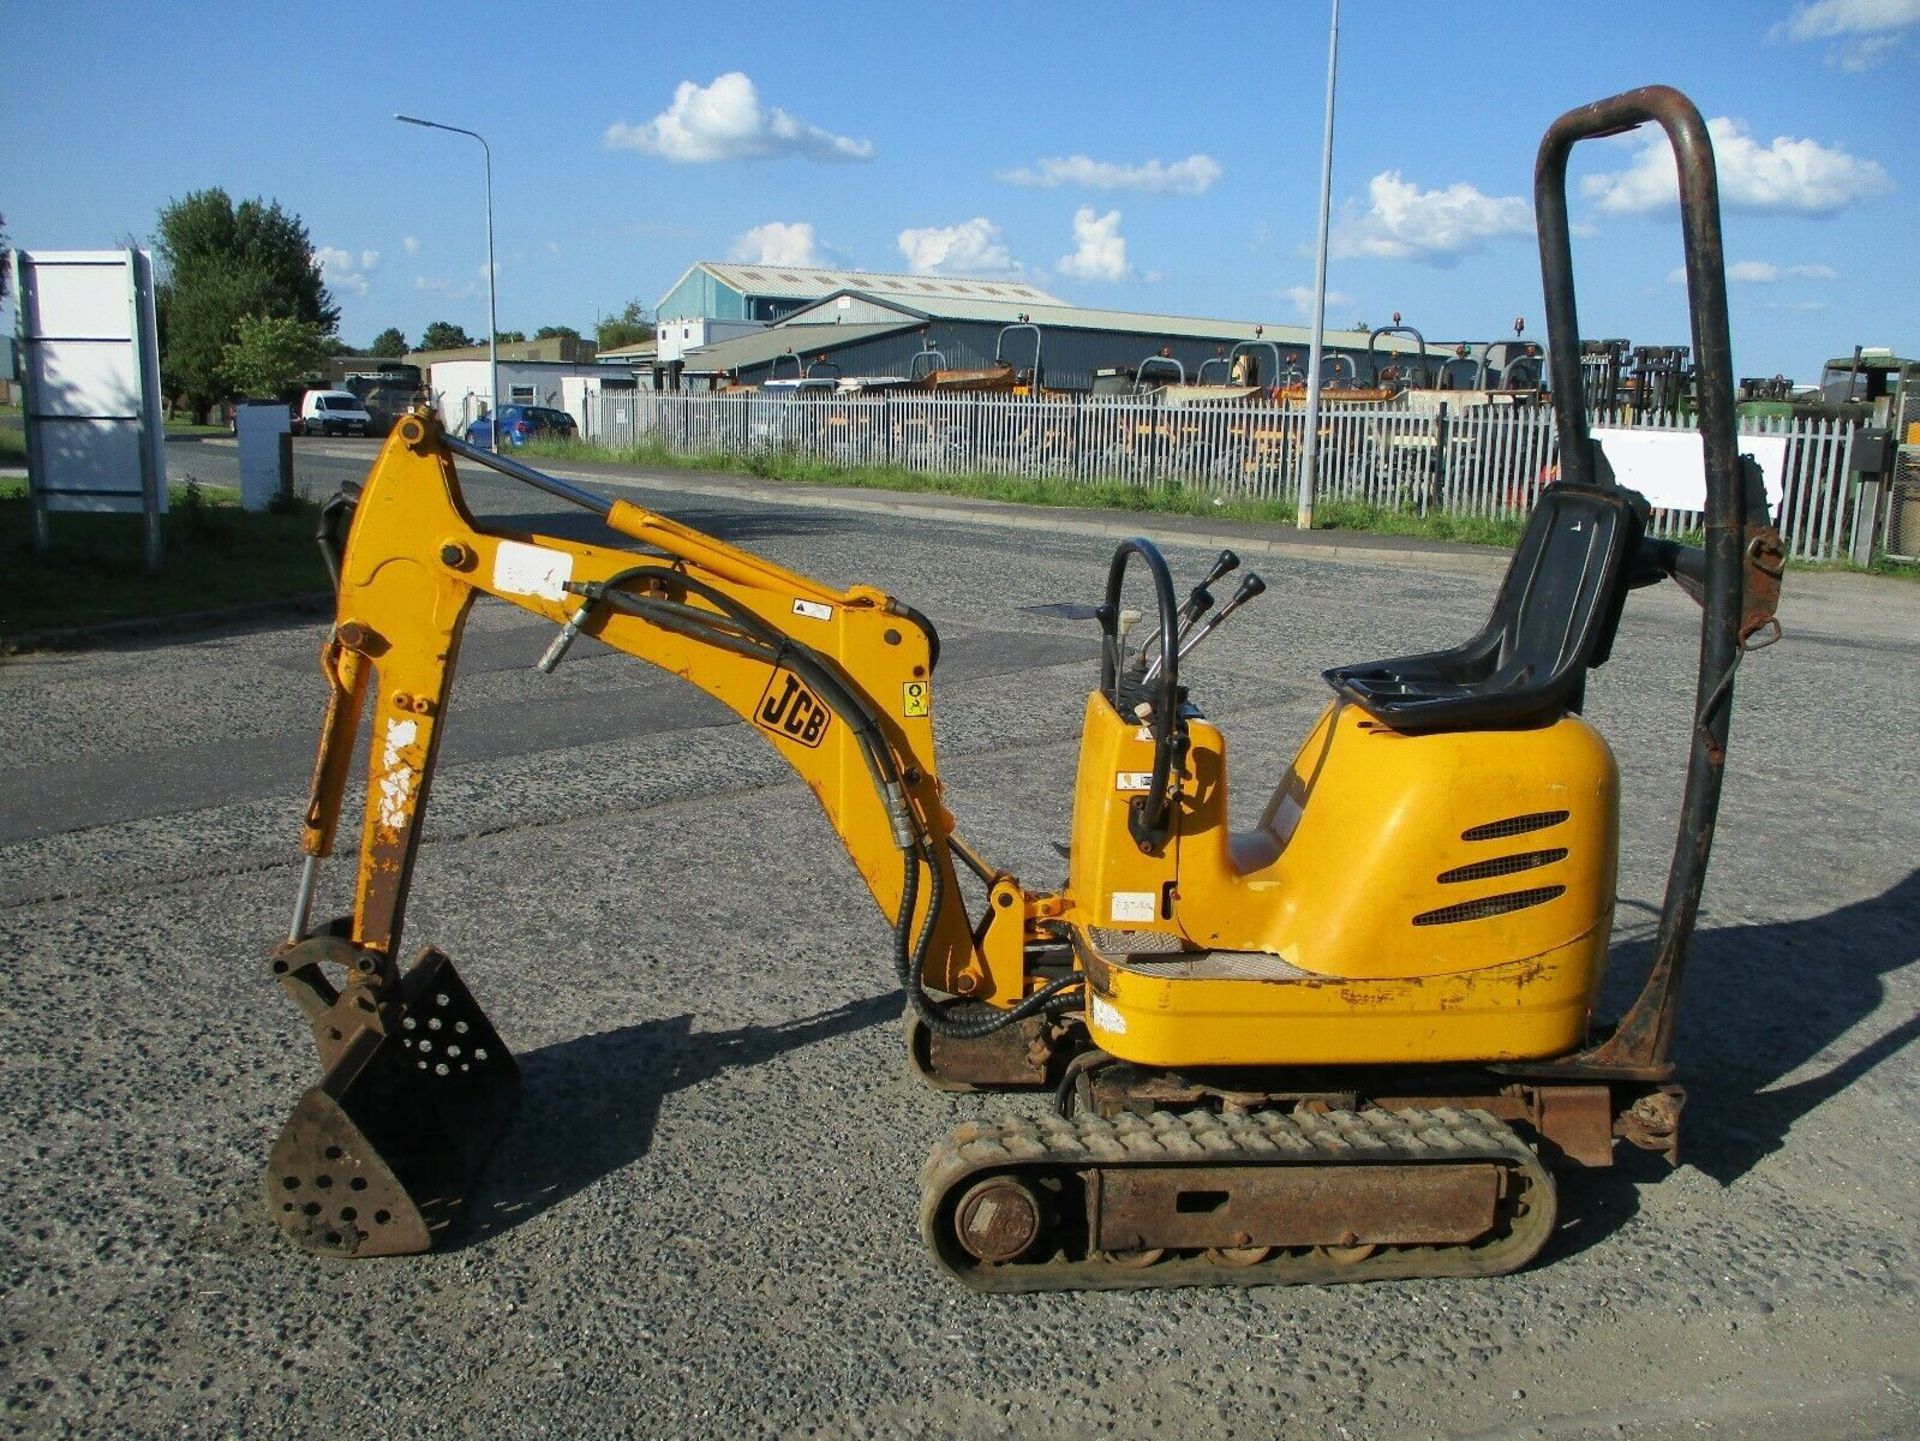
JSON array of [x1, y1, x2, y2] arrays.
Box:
[[1324, 482, 1649, 730]]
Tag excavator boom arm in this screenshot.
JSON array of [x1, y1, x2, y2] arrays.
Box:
[[294, 413, 1027, 1005]]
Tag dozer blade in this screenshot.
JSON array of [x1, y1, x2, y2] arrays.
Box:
[[266, 949, 517, 1257]]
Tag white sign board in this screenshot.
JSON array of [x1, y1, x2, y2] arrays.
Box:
[[1590, 426, 1786, 515], [12, 249, 167, 556], [235, 401, 292, 511]]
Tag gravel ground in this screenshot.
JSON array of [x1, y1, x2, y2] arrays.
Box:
[[2, 447, 1916, 1440]]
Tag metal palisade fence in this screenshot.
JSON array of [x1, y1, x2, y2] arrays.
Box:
[[591, 391, 1860, 561]]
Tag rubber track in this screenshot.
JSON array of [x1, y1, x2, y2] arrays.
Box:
[[921, 1104, 1556, 1292]]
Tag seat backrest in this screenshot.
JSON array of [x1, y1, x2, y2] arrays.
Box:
[[1492, 485, 1637, 682], [1323, 482, 1646, 729]]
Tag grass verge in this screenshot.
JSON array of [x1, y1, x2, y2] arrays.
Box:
[[1, 478, 328, 646], [525, 437, 1534, 549]]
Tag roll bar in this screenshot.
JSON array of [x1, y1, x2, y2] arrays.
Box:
[[1530, 85, 1780, 1076]]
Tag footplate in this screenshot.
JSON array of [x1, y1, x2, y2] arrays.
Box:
[[265, 947, 518, 1257], [921, 1106, 1555, 1292]]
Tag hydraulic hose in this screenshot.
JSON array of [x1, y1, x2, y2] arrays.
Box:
[[572, 563, 1077, 1038], [584, 565, 913, 843], [896, 842, 1082, 1040]]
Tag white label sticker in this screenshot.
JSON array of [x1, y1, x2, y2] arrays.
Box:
[[1089, 993, 1128, 1036], [1134, 726, 1155, 743], [1110, 890, 1157, 923], [492, 540, 573, 601], [1115, 771, 1153, 792], [791, 598, 833, 621]]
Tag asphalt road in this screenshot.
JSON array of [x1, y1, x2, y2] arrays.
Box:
[[2, 437, 1917, 1439]]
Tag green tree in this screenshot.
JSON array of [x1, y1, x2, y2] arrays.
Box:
[[369, 327, 408, 357], [596, 300, 653, 351], [220, 314, 332, 398], [420, 320, 475, 350], [535, 324, 582, 342], [152, 188, 336, 420], [494, 329, 526, 344]]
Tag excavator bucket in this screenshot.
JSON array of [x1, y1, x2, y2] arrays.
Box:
[[266, 947, 518, 1257]]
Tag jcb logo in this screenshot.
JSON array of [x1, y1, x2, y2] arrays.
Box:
[[755, 669, 831, 749]]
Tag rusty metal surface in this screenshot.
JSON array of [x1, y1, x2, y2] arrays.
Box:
[[1615, 1085, 1687, 1165], [266, 948, 519, 1258], [922, 1105, 1557, 1292], [1532, 1084, 1616, 1168], [1091, 1163, 1499, 1252], [953, 1177, 1043, 1263], [909, 1008, 1062, 1091]]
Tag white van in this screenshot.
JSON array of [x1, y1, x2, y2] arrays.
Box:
[[299, 389, 374, 437]]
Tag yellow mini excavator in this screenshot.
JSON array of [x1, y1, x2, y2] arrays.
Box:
[[265, 87, 1785, 1289]]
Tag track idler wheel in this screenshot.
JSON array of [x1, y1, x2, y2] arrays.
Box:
[[265, 944, 518, 1257]]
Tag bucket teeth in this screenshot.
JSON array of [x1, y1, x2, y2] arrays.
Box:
[[265, 949, 518, 1257]]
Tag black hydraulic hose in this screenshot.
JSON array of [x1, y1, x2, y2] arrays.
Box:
[[895, 842, 1082, 1039], [891, 600, 941, 672], [585, 565, 910, 833], [580, 563, 1072, 1037]]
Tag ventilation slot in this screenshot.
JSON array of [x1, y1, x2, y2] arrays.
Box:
[[1461, 810, 1569, 842], [1413, 886, 1565, 927], [1438, 848, 1568, 884]]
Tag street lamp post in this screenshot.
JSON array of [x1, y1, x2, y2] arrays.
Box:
[[395, 113, 498, 452], [1298, 0, 1340, 530]]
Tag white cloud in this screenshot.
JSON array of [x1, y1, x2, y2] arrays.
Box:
[[1667, 259, 1839, 284], [998, 153, 1222, 196], [1774, 0, 1920, 62], [1582, 116, 1892, 216], [1330, 171, 1531, 264], [729, 221, 822, 266], [897, 217, 1019, 275], [402, 235, 419, 257], [315, 245, 377, 295], [1057, 206, 1131, 282], [603, 72, 872, 164], [547, 240, 561, 257], [1778, 0, 1920, 36], [1281, 285, 1355, 319]]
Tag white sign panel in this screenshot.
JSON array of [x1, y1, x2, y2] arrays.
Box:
[[1590, 426, 1786, 515], [13, 249, 167, 525]]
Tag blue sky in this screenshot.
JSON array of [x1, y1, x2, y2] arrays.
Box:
[[7, 1, 1913, 381]]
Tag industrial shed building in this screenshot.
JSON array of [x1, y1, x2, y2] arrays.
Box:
[[674, 287, 1439, 393], [655, 261, 1064, 327]]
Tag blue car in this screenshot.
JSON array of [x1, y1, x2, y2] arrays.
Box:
[[463, 404, 578, 448]]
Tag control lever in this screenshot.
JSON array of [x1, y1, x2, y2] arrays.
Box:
[[1143, 571, 1266, 681], [1143, 549, 1239, 666]]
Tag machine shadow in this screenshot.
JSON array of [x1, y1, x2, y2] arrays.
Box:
[[454, 990, 902, 1248], [1546, 869, 1920, 1263]]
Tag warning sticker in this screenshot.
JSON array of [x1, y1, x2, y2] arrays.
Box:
[[1110, 890, 1157, 923], [1115, 771, 1153, 792], [902, 679, 930, 717], [492, 540, 572, 601], [792, 598, 833, 621]]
